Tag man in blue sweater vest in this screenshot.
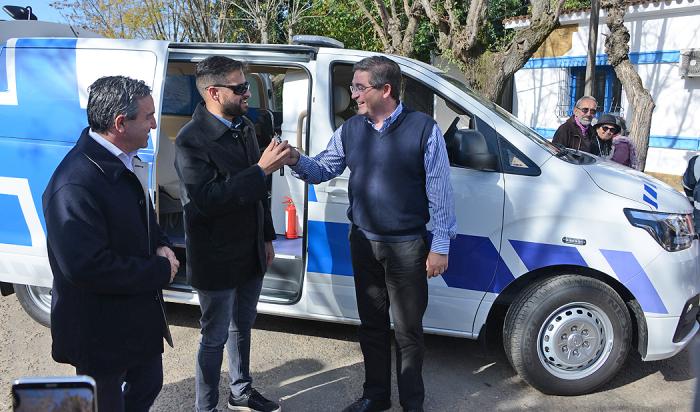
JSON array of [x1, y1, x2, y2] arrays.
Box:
[[286, 56, 456, 412]]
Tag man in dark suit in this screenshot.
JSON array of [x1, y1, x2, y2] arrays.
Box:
[[174, 56, 289, 412], [42, 76, 180, 412]]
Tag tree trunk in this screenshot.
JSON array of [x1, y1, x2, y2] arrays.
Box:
[[603, 0, 654, 170], [584, 0, 600, 96], [430, 0, 565, 101], [355, 0, 422, 57]]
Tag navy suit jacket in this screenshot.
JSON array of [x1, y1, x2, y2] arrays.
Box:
[[42, 128, 171, 372]]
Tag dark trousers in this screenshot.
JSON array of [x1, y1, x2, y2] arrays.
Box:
[[194, 276, 264, 412], [350, 230, 429, 409], [76, 354, 163, 412]]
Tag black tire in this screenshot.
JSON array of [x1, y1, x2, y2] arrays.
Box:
[[14, 283, 51, 328], [503, 275, 631, 395]]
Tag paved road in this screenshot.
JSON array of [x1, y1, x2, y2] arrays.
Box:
[[0, 295, 697, 411]]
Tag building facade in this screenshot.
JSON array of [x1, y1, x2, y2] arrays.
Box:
[[507, 0, 700, 175]]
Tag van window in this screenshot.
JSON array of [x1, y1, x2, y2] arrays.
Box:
[[403, 76, 500, 172], [162, 74, 199, 115], [330, 63, 503, 172]]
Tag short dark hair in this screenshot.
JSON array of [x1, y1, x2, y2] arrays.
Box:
[[87, 76, 151, 133], [353, 56, 402, 101], [195, 56, 246, 98]]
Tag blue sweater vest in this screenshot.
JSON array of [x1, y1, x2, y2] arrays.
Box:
[[341, 109, 435, 241]]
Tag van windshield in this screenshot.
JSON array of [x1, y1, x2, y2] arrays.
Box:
[[438, 74, 561, 156]]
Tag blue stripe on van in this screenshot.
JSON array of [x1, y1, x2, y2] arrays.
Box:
[[307, 220, 353, 276], [643, 183, 658, 209], [0, 194, 31, 246], [441, 234, 514, 292], [307, 223, 513, 292], [0, 39, 85, 142], [510, 239, 588, 270], [644, 184, 657, 199], [0, 137, 73, 231], [600, 249, 668, 314], [643, 194, 658, 209]]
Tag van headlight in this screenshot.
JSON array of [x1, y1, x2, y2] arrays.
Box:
[[624, 209, 695, 252]]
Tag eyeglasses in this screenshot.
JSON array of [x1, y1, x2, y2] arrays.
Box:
[[349, 84, 378, 94], [209, 81, 250, 96], [577, 106, 597, 114], [600, 126, 617, 132]]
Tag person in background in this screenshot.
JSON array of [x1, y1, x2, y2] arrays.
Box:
[[594, 113, 639, 169], [553, 96, 601, 154], [682, 153, 700, 234], [43, 75, 179, 412]]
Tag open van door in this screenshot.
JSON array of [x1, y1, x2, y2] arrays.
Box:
[[0, 37, 169, 326]]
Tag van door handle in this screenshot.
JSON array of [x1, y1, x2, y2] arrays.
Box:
[[326, 187, 348, 196]]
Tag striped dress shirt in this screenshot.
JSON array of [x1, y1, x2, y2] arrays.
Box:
[[290, 103, 457, 254]]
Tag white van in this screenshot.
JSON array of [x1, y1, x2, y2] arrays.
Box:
[[0, 25, 697, 395]]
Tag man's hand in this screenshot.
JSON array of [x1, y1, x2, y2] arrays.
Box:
[[286, 146, 301, 166], [258, 139, 291, 175], [265, 241, 275, 267], [426, 251, 448, 278], [157, 246, 180, 283]]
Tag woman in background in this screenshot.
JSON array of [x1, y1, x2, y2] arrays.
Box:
[[594, 114, 639, 169]]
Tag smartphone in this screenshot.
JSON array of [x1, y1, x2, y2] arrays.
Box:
[[12, 375, 97, 412], [275, 134, 285, 176]]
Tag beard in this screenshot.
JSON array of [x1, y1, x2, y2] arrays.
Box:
[[222, 99, 247, 118], [578, 117, 592, 126]]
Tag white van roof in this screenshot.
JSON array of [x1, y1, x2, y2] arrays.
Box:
[[0, 20, 100, 42]]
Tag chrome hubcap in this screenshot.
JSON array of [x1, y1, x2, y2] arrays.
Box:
[[537, 302, 614, 380], [26, 285, 52, 311]]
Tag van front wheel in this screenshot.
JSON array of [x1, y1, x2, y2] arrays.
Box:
[[14, 284, 51, 328], [503, 275, 631, 395]]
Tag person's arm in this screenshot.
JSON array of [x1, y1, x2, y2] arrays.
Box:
[[44, 184, 171, 294], [552, 126, 566, 146], [610, 140, 631, 166], [552, 123, 567, 147], [174, 142, 268, 217], [683, 156, 698, 200], [424, 124, 457, 277], [151, 204, 179, 282], [289, 126, 347, 184]]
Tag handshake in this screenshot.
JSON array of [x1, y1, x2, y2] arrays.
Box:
[[257, 138, 301, 175]]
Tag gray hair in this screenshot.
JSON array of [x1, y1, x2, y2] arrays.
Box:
[[353, 56, 402, 101], [87, 76, 151, 133], [575, 95, 598, 109], [195, 56, 246, 98]]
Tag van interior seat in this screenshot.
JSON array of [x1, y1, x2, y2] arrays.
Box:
[[334, 85, 351, 128], [158, 114, 191, 201]]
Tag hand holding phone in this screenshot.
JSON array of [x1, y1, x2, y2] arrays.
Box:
[[12, 376, 97, 412]]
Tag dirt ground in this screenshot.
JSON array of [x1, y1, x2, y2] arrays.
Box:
[[1, 293, 698, 411]]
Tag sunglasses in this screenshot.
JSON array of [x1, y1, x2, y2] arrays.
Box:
[[600, 126, 617, 132], [209, 81, 250, 96], [577, 107, 597, 114]]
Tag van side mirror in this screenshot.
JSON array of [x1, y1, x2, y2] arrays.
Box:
[[446, 129, 499, 171]]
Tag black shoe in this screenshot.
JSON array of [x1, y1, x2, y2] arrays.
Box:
[[227, 388, 281, 412], [341, 397, 391, 412]]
